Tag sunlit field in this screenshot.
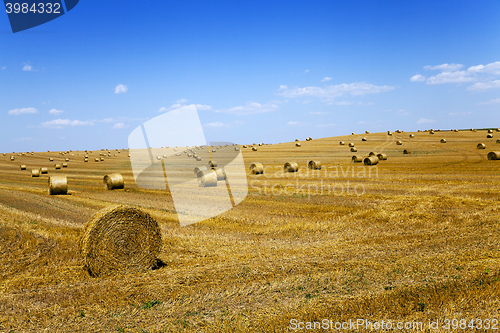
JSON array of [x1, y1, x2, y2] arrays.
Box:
[[1, 129, 499, 332]]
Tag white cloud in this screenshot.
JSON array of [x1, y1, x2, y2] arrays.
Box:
[[317, 123, 334, 127], [410, 74, 426, 82], [467, 61, 500, 75], [334, 101, 354, 105], [1, 66, 5, 70], [321, 77, 332, 82], [41, 119, 94, 128], [277, 82, 395, 102], [287, 121, 299, 126], [417, 118, 435, 124], [426, 71, 474, 85], [176, 99, 188, 104], [48, 108, 63, 115], [449, 111, 472, 115], [203, 122, 226, 128], [478, 98, 500, 105], [112, 122, 128, 129], [396, 109, 409, 116], [22, 64, 33, 71], [159, 102, 212, 113], [309, 111, 328, 115], [217, 101, 280, 115], [8, 107, 38, 115], [466, 80, 500, 91], [114, 84, 128, 94], [304, 69, 310, 73], [424, 63, 464, 72]]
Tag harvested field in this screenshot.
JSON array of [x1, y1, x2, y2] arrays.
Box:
[[0, 130, 500, 332]]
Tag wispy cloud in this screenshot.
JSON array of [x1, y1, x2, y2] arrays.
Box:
[[159, 100, 212, 113], [8, 107, 38, 115], [467, 80, 500, 91], [1, 66, 6, 70], [277, 82, 395, 103], [216, 101, 280, 115], [426, 71, 474, 85], [49, 108, 63, 115], [304, 69, 310, 74], [321, 77, 332, 82], [478, 98, 500, 105], [287, 121, 299, 126], [410, 74, 426, 82], [112, 122, 128, 129], [114, 84, 128, 94], [41, 119, 94, 128], [22, 63, 34, 71], [309, 111, 329, 115], [203, 122, 226, 128], [203, 120, 243, 128], [449, 111, 472, 115], [417, 118, 435, 124], [424, 63, 464, 72]]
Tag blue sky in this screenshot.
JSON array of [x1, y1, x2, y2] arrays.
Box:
[[1, 0, 499, 152]]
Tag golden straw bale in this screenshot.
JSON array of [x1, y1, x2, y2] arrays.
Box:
[[348, 143, 355, 147], [364, 156, 379, 166], [250, 163, 264, 175], [351, 147, 357, 152], [396, 141, 402, 145], [197, 169, 218, 187], [103, 173, 125, 190], [409, 134, 415, 138], [339, 141, 345, 145], [352, 155, 363, 163], [477, 143, 486, 149], [10, 156, 14, 161], [284, 162, 298, 172], [440, 139, 447, 143], [308, 160, 321, 170], [80, 205, 162, 277], [49, 157, 54, 161], [49, 176, 67, 195], [487, 134, 493, 138], [361, 137, 367, 141], [377, 153, 388, 160], [488, 129, 493, 133], [20, 165, 26, 170], [252, 147, 257, 151], [403, 149, 412, 154], [295, 143, 301, 147], [54, 164, 62, 169], [62, 163, 68, 168], [40, 167, 48, 174], [31, 169, 40, 177], [215, 168, 227, 181], [487, 152, 500, 160]]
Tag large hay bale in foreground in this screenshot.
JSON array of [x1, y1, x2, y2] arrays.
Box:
[[377, 153, 388, 160], [364, 156, 379, 166], [352, 155, 363, 163], [403, 149, 412, 154], [284, 162, 298, 172], [250, 162, 264, 174], [477, 143, 486, 149], [31, 169, 40, 177], [308, 160, 321, 170], [487, 151, 500, 160], [80, 205, 162, 277], [197, 169, 218, 187], [49, 176, 67, 195], [104, 173, 125, 190]]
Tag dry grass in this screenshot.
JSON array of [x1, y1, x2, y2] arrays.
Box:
[[0, 130, 499, 332]]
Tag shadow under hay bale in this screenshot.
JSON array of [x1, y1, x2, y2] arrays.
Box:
[[352, 155, 363, 163], [49, 176, 67, 195], [308, 160, 321, 170], [104, 173, 125, 190], [377, 153, 388, 160], [80, 205, 163, 277], [284, 162, 298, 172], [364, 156, 379, 166], [487, 151, 500, 160], [250, 162, 264, 175]]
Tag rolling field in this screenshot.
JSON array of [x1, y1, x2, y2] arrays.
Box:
[[1, 129, 500, 332]]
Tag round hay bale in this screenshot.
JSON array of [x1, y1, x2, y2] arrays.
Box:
[[54, 164, 62, 169], [208, 160, 217, 168], [62, 163, 68, 168], [377, 153, 388, 160], [368, 152, 377, 157], [65, 158, 70, 162], [40, 167, 48, 174], [250, 162, 264, 175], [95, 158, 100, 162], [307, 137, 312, 141], [80, 205, 162, 276], [49, 158, 54, 161], [352, 155, 363, 163], [20, 165, 26, 170], [496, 128, 500, 132], [235, 147, 240, 151], [487, 151, 500, 160], [284, 162, 298, 173], [477, 143, 486, 149], [365, 131, 369, 134], [243, 145, 248, 148], [48, 176, 67, 195], [488, 129, 493, 133], [351, 147, 357, 152], [487, 134, 493, 138], [295, 143, 301, 147], [429, 130, 435, 134], [396, 141, 402, 145], [454, 129, 459, 132], [339, 141, 345, 145], [352, 132, 355, 135], [100, 157, 105, 161], [215, 168, 226, 181], [104, 173, 125, 190], [10, 156, 15, 161], [252, 147, 258, 151], [440, 139, 447, 143], [31, 169, 40, 177], [295, 139, 299, 142], [396, 130, 401, 133], [403, 149, 412, 154], [308, 160, 321, 170], [387, 131, 392, 135], [84, 158, 89, 162], [194, 166, 208, 175], [197, 169, 218, 187], [258, 143, 263, 146], [361, 137, 367, 141], [497, 139, 500, 144], [409, 134, 415, 138], [196, 157, 202, 161], [364, 156, 379, 166], [348, 143, 355, 147]]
